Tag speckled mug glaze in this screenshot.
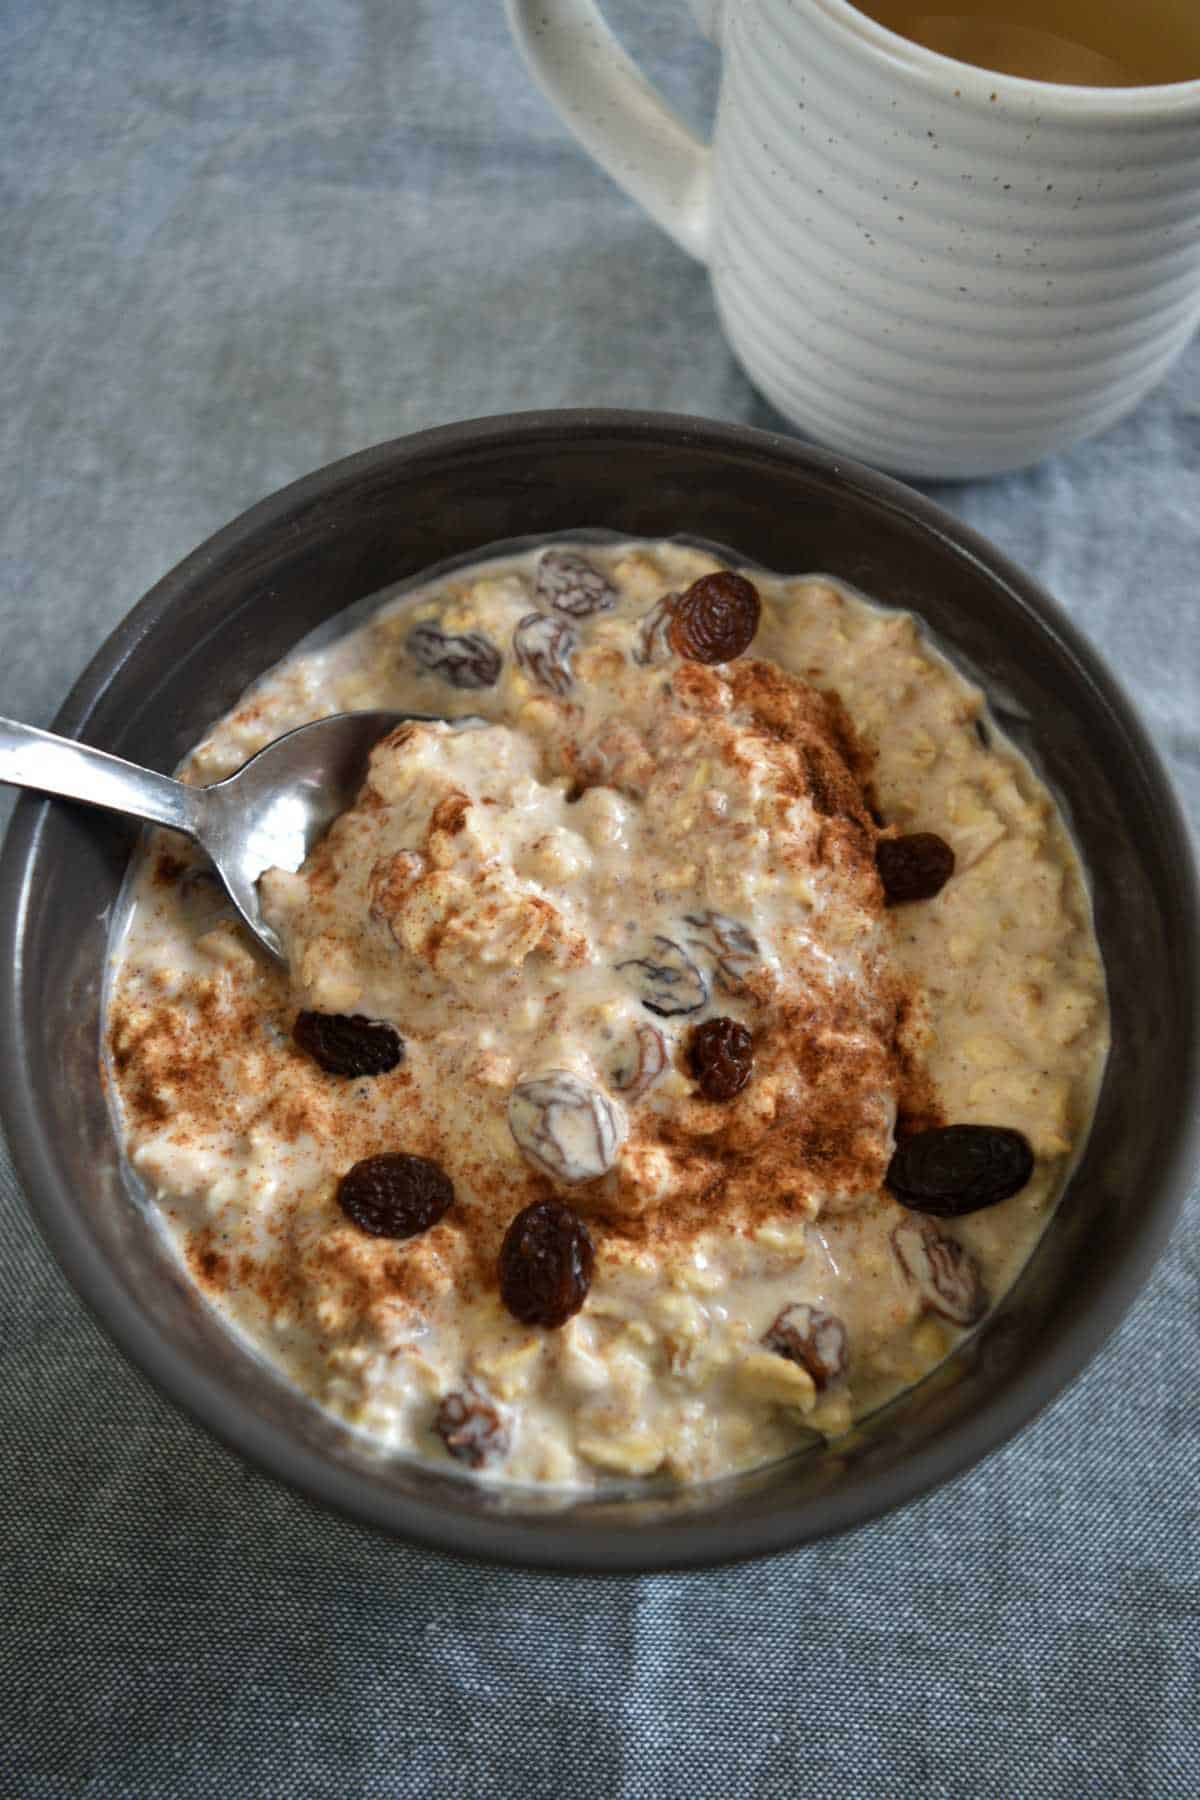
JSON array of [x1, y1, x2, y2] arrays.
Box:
[[506, 0, 1200, 477]]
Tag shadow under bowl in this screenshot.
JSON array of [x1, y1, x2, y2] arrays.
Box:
[[1, 410, 1196, 1571]]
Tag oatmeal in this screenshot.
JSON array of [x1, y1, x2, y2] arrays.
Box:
[[105, 538, 1109, 1487]]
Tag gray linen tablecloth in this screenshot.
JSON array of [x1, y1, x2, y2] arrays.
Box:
[[2, 3, 1197, 1793]]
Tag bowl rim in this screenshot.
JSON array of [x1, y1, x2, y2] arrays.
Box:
[[1, 407, 1197, 1572]]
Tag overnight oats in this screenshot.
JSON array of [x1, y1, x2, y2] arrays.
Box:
[[105, 539, 1109, 1487]]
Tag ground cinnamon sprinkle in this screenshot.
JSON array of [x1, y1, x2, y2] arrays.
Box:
[[152, 851, 188, 888], [109, 638, 926, 1302]]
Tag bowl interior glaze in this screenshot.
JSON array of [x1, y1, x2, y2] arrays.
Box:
[[1, 411, 1196, 1571]]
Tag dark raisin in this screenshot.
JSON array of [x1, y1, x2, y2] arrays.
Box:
[[670, 571, 761, 664], [499, 1199, 595, 1328], [617, 936, 708, 1016], [337, 1152, 454, 1239], [892, 1220, 985, 1325], [535, 549, 616, 618], [435, 1389, 508, 1469], [293, 1011, 404, 1077], [689, 1016, 754, 1100], [406, 621, 501, 689], [508, 1072, 625, 1184], [512, 611, 577, 696], [763, 1303, 848, 1389], [876, 832, 955, 905], [886, 1124, 1034, 1216], [633, 593, 679, 665]]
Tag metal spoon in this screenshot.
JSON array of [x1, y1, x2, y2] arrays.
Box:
[[0, 710, 433, 961]]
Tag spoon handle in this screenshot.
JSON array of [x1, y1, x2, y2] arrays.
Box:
[[0, 717, 201, 837]]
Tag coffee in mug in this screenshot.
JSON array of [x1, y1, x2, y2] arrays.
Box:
[[847, 1, 1200, 87]]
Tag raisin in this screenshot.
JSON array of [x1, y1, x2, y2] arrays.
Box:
[[886, 1124, 1034, 1216], [508, 1072, 625, 1184], [763, 1303, 848, 1389], [876, 832, 955, 905], [512, 611, 577, 696], [293, 1011, 404, 1077], [892, 1220, 985, 1325], [336, 1152, 454, 1239], [633, 593, 679, 665], [406, 621, 502, 689], [610, 1022, 668, 1100], [689, 1016, 753, 1100], [683, 909, 760, 996], [535, 549, 616, 618], [435, 1388, 508, 1469], [670, 571, 761, 664], [499, 1198, 595, 1328], [617, 936, 708, 1016]]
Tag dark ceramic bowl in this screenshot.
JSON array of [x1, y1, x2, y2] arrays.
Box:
[[1, 412, 1196, 1571]]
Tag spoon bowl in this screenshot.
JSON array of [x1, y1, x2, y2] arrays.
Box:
[[0, 709, 427, 961], [200, 710, 415, 956]]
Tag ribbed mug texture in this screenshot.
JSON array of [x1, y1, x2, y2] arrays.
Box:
[[709, 0, 1200, 474]]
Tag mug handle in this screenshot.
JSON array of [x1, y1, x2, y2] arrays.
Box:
[[505, 0, 712, 263]]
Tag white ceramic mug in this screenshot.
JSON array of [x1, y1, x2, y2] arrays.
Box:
[[506, 0, 1200, 477]]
